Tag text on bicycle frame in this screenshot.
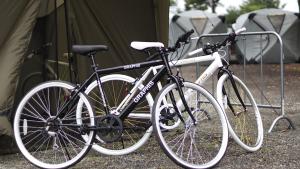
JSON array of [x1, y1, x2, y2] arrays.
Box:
[[133, 81, 154, 103]]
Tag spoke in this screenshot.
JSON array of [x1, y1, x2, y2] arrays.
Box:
[[62, 116, 92, 121], [57, 87, 62, 113], [19, 125, 44, 129], [59, 130, 80, 155], [56, 134, 69, 162], [187, 130, 194, 163], [89, 91, 102, 103], [62, 131, 87, 145], [115, 81, 128, 106], [24, 103, 47, 122], [133, 103, 150, 111], [124, 129, 136, 143], [20, 111, 45, 122], [20, 130, 42, 140], [61, 100, 79, 120], [168, 132, 185, 149], [23, 132, 43, 147], [33, 94, 50, 117], [57, 97, 69, 115], [42, 136, 52, 160], [191, 132, 205, 164], [195, 110, 207, 121], [89, 91, 112, 110], [176, 127, 189, 158], [47, 87, 51, 115], [126, 119, 147, 126], [31, 135, 51, 154], [111, 80, 118, 106], [41, 88, 50, 113], [62, 126, 81, 135], [20, 119, 45, 123], [62, 109, 76, 121]]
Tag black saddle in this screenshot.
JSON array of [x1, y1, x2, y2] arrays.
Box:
[[72, 45, 108, 55]]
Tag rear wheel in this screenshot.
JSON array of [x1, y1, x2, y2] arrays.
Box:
[[14, 81, 95, 169], [217, 74, 263, 152], [153, 82, 228, 169], [77, 74, 154, 155]]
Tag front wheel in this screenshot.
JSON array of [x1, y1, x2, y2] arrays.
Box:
[[152, 82, 228, 169], [14, 81, 95, 169], [217, 74, 263, 152]]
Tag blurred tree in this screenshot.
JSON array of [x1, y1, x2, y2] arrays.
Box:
[[185, 0, 220, 13], [226, 7, 241, 24], [170, 0, 176, 6], [298, 0, 300, 14], [239, 0, 281, 13], [225, 0, 285, 24]]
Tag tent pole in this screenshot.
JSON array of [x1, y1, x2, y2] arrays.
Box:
[[54, 0, 59, 80], [64, 0, 73, 82]]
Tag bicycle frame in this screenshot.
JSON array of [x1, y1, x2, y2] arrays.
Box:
[[58, 48, 225, 124], [55, 50, 197, 124], [108, 52, 223, 120]]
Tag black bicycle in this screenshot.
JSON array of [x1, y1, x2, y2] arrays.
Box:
[[13, 30, 228, 169]]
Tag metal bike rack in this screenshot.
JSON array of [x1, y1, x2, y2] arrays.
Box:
[[196, 31, 294, 133]]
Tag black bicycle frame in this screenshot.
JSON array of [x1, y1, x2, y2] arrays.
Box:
[[55, 58, 164, 119], [56, 50, 195, 125]]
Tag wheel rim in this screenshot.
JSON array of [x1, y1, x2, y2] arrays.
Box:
[[77, 74, 153, 155], [14, 81, 94, 169], [153, 82, 228, 168], [218, 75, 263, 151]]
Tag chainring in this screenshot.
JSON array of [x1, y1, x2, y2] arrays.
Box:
[[96, 114, 123, 143]]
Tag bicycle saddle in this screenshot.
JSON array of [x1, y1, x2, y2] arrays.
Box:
[[130, 41, 164, 50], [72, 45, 108, 55]]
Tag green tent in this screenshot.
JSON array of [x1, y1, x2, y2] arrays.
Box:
[[0, 0, 169, 143]]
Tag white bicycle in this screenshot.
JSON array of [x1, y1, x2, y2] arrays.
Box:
[[188, 27, 263, 152], [82, 27, 262, 158]]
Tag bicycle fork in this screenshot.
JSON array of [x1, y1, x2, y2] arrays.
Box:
[[168, 75, 197, 125], [218, 68, 247, 116]]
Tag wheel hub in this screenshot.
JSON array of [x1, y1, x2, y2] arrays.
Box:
[[45, 116, 62, 134]]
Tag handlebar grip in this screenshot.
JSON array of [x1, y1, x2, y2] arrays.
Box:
[[175, 29, 195, 48], [235, 27, 246, 35], [188, 48, 203, 56], [179, 29, 194, 42]]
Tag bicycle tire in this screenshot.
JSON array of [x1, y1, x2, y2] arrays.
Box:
[[14, 81, 95, 169], [152, 82, 228, 169], [77, 74, 154, 155], [216, 74, 263, 152]]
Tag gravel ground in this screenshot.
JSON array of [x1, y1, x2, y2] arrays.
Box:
[[0, 64, 299, 169]]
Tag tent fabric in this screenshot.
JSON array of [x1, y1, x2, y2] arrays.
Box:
[[235, 8, 300, 63], [0, 0, 169, 138], [0, 0, 41, 116], [67, 0, 169, 80], [0, 116, 12, 137], [169, 10, 227, 59]]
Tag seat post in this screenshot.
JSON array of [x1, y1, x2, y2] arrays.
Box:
[[89, 53, 97, 68], [88, 52, 110, 114]]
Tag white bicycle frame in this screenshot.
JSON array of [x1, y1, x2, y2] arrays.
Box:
[[114, 50, 223, 120], [117, 28, 248, 120]]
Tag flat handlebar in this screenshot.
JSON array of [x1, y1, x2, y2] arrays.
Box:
[[188, 27, 246, 56], [147, 29, 194, 61]]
